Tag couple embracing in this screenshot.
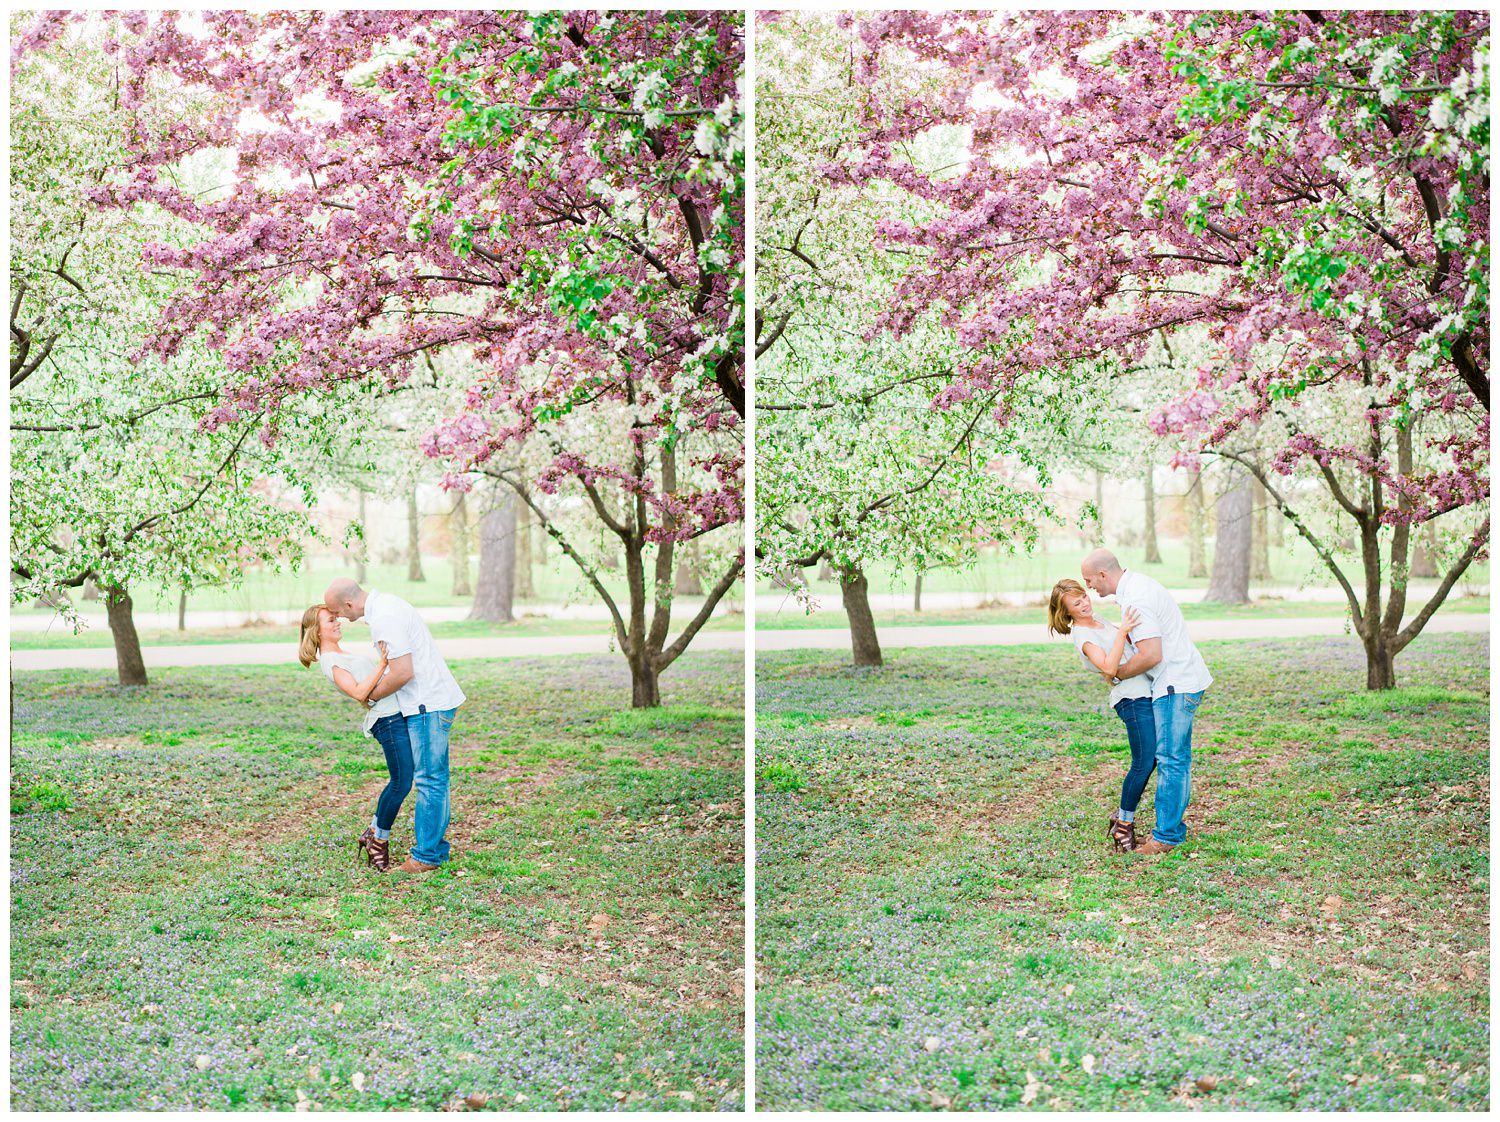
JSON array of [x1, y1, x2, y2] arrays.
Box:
[[1049, 549, 1212, 856], [298, 580, 464, 872]]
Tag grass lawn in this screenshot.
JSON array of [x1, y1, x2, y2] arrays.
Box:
[[11, 612, 744, 651], [755, 597, 1489, 631], [754, 634, 1489, 1110], [11, 652, 745, 1111]]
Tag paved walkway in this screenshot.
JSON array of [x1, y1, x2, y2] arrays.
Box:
[[754, 612, 1488, 651], [10, 629, 746, 672]]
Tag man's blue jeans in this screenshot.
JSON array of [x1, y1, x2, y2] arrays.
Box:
[[1151, 688, 1205, 846], [409, 707, 457, 866]]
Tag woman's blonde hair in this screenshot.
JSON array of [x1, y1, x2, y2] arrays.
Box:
[[298, 605, 324, 668], [1047, 579, 1088, 636]]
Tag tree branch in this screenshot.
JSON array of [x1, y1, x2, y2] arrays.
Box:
[[655, 555, 743, 671], [1394, 517, 1489, 651]]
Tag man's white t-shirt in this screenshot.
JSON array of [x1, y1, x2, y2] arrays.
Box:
[[364, 589, 466, 717], [1114, 569, 1212, 700], [1071, 619, 1154, 708]]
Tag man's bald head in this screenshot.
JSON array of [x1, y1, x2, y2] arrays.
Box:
[[324, 578, 367, 621], [1081, 548, 1124, 597]]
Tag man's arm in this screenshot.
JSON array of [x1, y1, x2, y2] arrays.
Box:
[[367, 653, 413, 702], [1114, 636, 1162, 681]]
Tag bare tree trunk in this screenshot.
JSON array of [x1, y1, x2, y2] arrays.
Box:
[[1251, 477, 1272, 581], [817, 558, 835, 583], [1094, 468, 1106, 540], [1363, 630, 1397, 690], [406, 488, 426, 583], [1143, 467, 1162, 564], [450, 492, 472, 597], [469, 490, 516, 622], [515, 489, 535, 600], [105, 585, 148, 687], [772, 566, 807, 592], [629, 652, 661, 709], [354, 489, 368, 585], [840, 566, 883, 667], [178, 590, 187, 631], [674, 539, 703, 596], [1205, 462, 1252, 603], [82, 577, 100, 602], [1411, 521, 1438, 578], [1185, 468, 1208, 578], [913, 571, 923, 613]]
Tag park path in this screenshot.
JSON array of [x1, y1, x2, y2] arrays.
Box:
[[11, 613, 1486, 671], [753, 612, 1488, 652]]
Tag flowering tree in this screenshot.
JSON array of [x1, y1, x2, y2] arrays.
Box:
[[34, 10, 746, 706], [755, 12, 1060, 666], [11, 16, 312, 686], [838, 9, 1488, 688]]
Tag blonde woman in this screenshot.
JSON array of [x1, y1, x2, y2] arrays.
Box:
[[298, 605, 413, 872], [1047, 579, 1155, 852]]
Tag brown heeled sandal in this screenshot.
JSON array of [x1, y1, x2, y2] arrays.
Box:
[[367, 835, 393, 872], [1107, 811, 1137, 852], [357, 825, 375, 864]]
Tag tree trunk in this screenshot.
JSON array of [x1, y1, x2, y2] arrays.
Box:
[[817, 558, 835, 583], [630, 657, 661, 708], [1094, 468, 1106, 540], [178, 590, 187, 631], [1185, 469, 1208, 579], [1143, 467, 1162, 564], [354, 489, 368, 585], [1205, 463, 1252, 603], [1364, 627, 1398, 690], [674, 539, 703, 596], [913, 571, 923, 613], [1250, 477, 1272, 581], [450, 492, 472, 597], [105, 585, 148, 687], [469, 491, 516, 622], [406, 488, 426, 582], [840, 566, 883, 667], [515, 490, 535, 600], [1411, 522, 1438, 578], [82, 577, 100, 602]]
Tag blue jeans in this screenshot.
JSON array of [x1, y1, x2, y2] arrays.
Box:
[[1151, 688, 1205, 846], [1113, 696, 1157, 816], [369, 714, 415, 833], [408, 706, 456, 866]]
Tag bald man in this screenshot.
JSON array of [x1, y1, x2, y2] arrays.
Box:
[[1081, 549, 1211, 855], [326, 578, 465, 872]]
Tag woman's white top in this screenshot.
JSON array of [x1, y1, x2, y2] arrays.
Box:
[[319, 650, 400, 736], [1071, 619, 1155, 708]]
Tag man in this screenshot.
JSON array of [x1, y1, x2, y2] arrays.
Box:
[[325, 578, 465, 872], [1081, 549, 1211, 856]]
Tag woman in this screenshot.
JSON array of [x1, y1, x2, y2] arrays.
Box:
[[298, 605, 414, 872], [1047, 578, 1155, 852]]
